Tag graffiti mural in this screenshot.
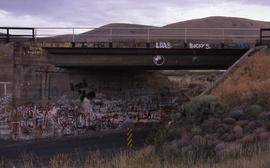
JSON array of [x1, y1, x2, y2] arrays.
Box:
[[70, 80, 96, 101], [0, 92, 176, 140], [0, 74, 180, 140], [6, 94, 161, 140], [70, 79, 161, 113]]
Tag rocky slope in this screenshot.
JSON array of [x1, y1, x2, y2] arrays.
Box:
[[151, 49, 270, 160]]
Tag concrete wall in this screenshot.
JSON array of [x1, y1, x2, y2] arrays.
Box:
[[12, 42, 176, 109], [0, 42, 13, 97], [0, 42, 181, 139]]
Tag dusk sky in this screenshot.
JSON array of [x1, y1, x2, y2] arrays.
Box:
[[0, 0, 270, 27]]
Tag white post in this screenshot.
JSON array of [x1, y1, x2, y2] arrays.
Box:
[[147, 28, 150, 43], [34, 28, 37, 41], [72, 28, 75, 42], [222, 29, 225, 44], [184, 28, 187, 43], [4, 83, 6, 97], [110, 28, 113, 42]]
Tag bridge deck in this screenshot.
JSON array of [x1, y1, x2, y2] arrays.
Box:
[[45, 47, 248, 70]]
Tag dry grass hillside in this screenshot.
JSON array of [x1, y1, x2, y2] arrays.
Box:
[[211, 50, 270, 106], [44, 23, 155, 42], [164, 16, 270, 28], [48, 16, 270, 42], [77, 23, 156, 41]]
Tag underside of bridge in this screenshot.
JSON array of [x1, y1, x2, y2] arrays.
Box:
[[0, 42, 249, 108], [0, 41, 253, 139], [10, 43, 251, 112], [45, 48, 248, 70]]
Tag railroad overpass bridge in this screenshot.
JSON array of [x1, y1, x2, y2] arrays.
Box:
[[0, 26, 268, 105], [1, 27, 269, 70], [0, 26, 269, 140]]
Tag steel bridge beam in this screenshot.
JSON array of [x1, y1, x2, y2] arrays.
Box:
[[45, 48, 248, 70]]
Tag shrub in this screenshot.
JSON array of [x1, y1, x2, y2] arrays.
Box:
[[146, 95, 227, 149], [182, 95, 227, 124], [245, 104, 264, 119], [254, 92, 270, 110]]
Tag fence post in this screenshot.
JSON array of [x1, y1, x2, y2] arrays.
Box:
[[72, 28, 75, 43], [146, 28, 150, 48], [184, 28, 187, 44], [222, 29, 225, 44], [32, 28, 35, 41], [6, 28, 9, 43], [110, 28, 113, 42], [147, 28, 150, 43], [260, 29, 262, 45]]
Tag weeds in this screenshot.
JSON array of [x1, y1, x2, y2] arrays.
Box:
[[182, 95, 227, 124], [1, 141, 270, 168], [48, 153, 76, 168]]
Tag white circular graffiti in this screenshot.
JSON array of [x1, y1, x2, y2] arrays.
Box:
[[153, 55, 165, 66]]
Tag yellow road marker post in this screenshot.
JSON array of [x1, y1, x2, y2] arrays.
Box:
[[127, 128, 133, 148]]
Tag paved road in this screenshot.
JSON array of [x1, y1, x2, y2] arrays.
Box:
[[0, 129, 152, 161]]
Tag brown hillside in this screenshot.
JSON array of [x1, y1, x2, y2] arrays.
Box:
[[46, 23, 156, 42], [46, 16, 270, 42], [163, 16, 270, 43], [82, 17, 270, 41], [164, 16, 270, 28], [78, 23, 157, 41], [211, 50, 270, 106], [82, 23, 155, 35]]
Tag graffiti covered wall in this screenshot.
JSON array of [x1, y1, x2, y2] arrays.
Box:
[[0, 42, 181, 140], [0, 41, 223, 140], [9, 70, 177, 140]]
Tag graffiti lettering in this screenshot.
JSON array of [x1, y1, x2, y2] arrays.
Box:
[[189, 43, 211, 49], [156, 42, 172, 49], [70, 80, 95, 101]]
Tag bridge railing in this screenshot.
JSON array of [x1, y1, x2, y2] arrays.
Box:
[[34, 27, 260, 42], [0, 27, 35, 42], [0, 27, 261, 46]]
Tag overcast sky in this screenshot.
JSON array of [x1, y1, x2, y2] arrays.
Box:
[[0, 0, 270, 27]]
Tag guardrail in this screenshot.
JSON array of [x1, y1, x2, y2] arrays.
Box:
[[0, 27, 35, 42], [0, 27, 262, 43]]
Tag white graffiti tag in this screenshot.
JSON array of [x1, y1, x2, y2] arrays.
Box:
[[189, 43, 211, 49], [156, 42, 172, 49]]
